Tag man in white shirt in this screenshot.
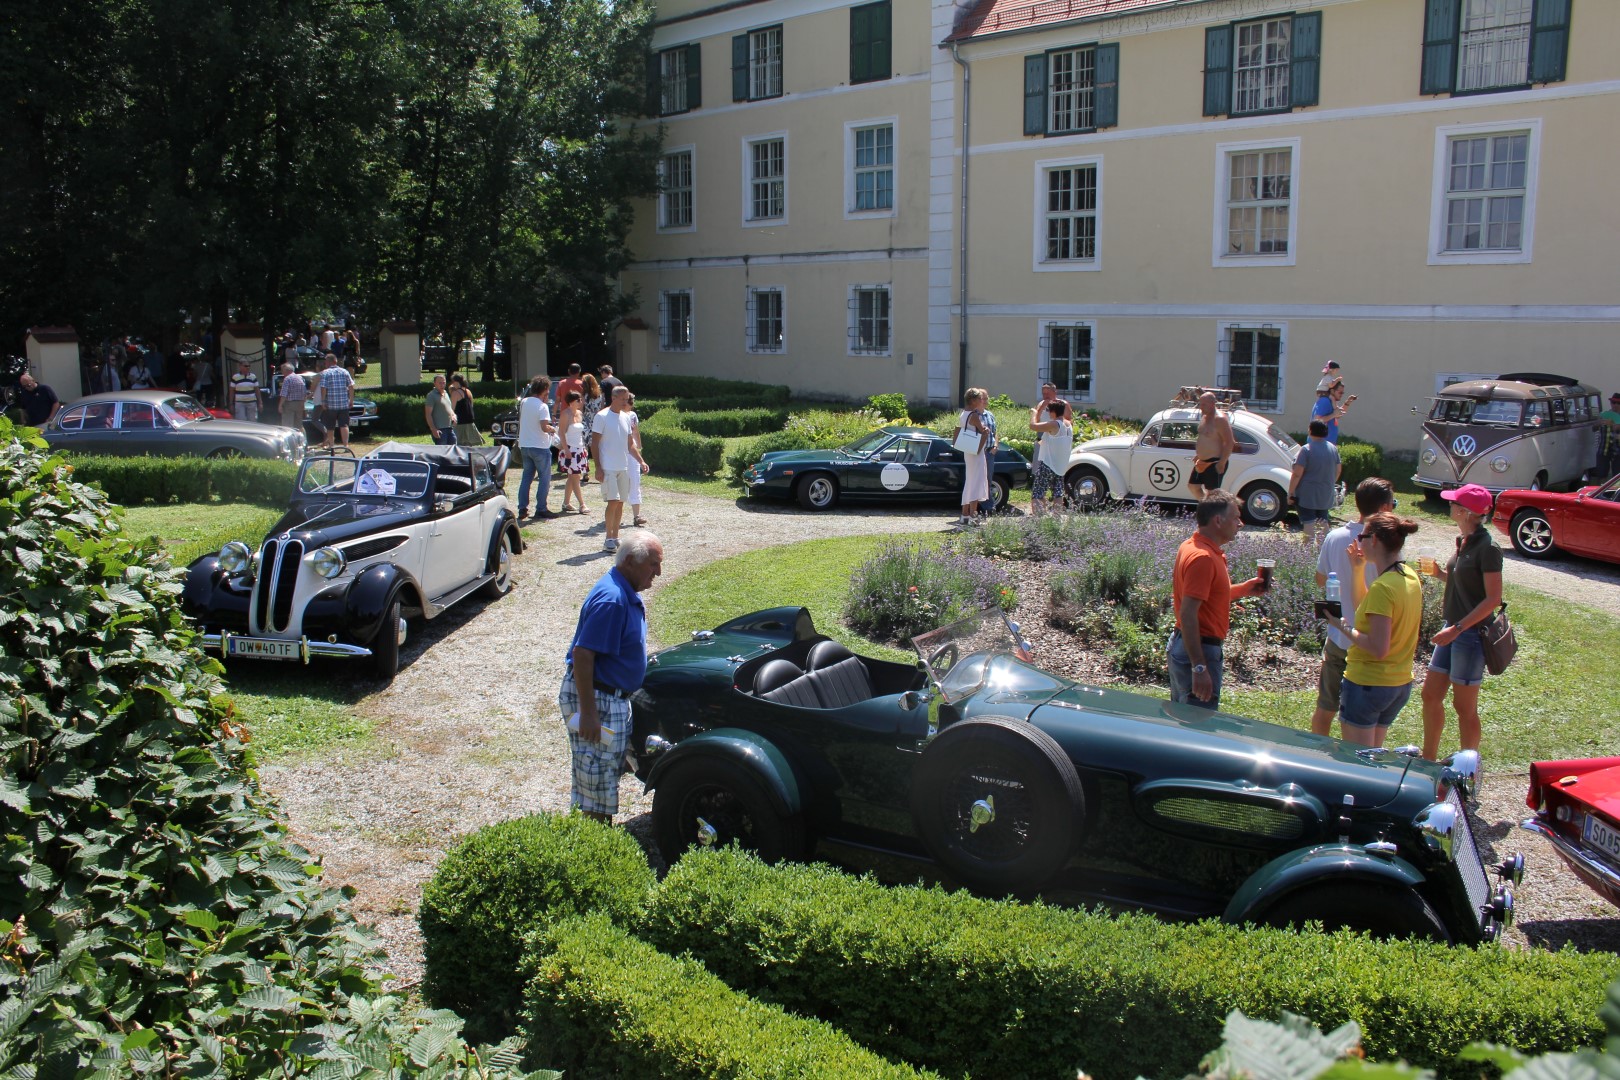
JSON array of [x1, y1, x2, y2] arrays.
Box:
[[1310, 476, 1396, 736], [591, 385, 648, 553], [229, 358, 260, 422], [516, 375, 557, 520]]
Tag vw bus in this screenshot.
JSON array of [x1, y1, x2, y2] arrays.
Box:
[[1414, 373, 1601, 495]]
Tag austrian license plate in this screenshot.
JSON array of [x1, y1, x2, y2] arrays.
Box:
[[1583, 813, 1620, 863], [226, 636, 302, 661]]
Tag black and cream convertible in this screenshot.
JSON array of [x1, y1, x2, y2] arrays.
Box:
[[182, 442, 521, 679]]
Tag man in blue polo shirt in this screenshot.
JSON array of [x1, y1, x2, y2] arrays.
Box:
[[559, 531, 664, 822]]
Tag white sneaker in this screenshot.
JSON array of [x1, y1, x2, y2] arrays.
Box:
[[604, 537, 619, 552]]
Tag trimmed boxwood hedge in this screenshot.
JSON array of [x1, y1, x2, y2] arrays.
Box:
[[639, 849, 1614, 1080], [522, 914, 938, 1080], [639, 407, 725, 475], [64, 453, 298, 506], [419, 813, 655, 1045]]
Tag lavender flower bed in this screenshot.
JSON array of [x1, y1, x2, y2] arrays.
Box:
[[844, 540, 1016, 643]]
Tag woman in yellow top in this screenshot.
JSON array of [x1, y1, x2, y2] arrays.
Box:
[[1331, 512, 1424, 748]]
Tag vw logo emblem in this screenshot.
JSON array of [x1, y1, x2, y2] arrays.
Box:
[[1451, 434, 1477, 457]]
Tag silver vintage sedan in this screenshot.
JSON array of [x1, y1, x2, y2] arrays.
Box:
[[41, 391, 305, 461]]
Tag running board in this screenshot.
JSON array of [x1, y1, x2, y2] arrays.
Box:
[[425, 574, 494, 617]]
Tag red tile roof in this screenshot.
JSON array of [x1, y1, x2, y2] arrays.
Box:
[[948, 0, 1187, 41]]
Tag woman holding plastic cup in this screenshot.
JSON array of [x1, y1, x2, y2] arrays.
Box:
[[1330, 512, 1424, 747], [1419, 484, 1504, 760]]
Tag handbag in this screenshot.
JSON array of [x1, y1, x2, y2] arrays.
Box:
[[953, 427, 984, 455], [1478, 602, 1518, 676]]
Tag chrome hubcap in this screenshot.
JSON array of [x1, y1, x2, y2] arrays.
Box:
[[1517, 519, 1550, 550], [968, 795, 996, 834], [695, 817, 718, 847]]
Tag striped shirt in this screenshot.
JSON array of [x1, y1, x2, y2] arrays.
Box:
[[318, 367, 353, 411]]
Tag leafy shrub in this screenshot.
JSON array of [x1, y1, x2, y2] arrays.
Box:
[[724, 428, 818, 485], [0, 419, 545, 1077], [611, 374, 791, 403], [1338, 436, 1386, 489], [63, 453, 297, 506], [784, 406, 891, 447], [368, 392, 512, 436], [640, 848, 1612, 1080], [522, 913, 938, 1080], [639, 407, 726, 475], [844, 540, 1015, 642], [676, 406, 791, 438], [869, 392, 910, 420], [420, 813, 655, 1043]]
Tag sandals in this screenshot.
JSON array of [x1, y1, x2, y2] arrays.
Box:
[[633, 517, 649, 527]]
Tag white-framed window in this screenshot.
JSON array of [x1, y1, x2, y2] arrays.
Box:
[[1458, 0, 1533, 92], [658, 47, 692, 115], [1033, 156, 1102, 273], [1428, 119, 1539, 265], [742, 133, 787, 226], [750, 26, 783, 100], [1233, 18, 1291, 115], [658, 290, 693, 352], [1217, 322, 1285, 412], [1048, 46, 1096, 134], [1213, 137, 1298, 267], [746, 287, 785, 353], [845, 119, 895, 217], [1039, 320, 1096, 402], [658, 147, 695, 231], [848, 285, 891, 356]]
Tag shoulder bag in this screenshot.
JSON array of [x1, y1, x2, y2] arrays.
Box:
[[952, 427, 984, 455], [1478, 601, 1518, 675]]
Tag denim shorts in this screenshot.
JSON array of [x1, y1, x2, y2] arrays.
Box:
[[1296, 505, 1331, 523], [1428, 624, 1485, 687], [1339, 679, 1412, 729]]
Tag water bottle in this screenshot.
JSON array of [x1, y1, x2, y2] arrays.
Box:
[[1325, 573, 1341, 604]]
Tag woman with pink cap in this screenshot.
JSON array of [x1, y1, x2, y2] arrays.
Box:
[[1419, 483, 1503, 760]]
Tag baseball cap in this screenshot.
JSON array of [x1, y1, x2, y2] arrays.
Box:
[[1610, 392, 1620, 402], [1441, 483, 1494, 515]]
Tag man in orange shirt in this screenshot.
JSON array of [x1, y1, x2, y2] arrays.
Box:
[[1167, 490, 1267, 709]]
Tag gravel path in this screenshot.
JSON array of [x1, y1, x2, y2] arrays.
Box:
[[258, 492, 1620, 989]]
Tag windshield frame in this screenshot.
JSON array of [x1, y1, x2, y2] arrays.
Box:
[[840, 429, 898, 457]]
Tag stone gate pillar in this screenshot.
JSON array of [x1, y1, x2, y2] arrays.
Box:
[[378, 321, 421, 387]]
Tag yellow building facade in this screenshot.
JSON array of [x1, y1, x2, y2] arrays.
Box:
[[619, 0, 1619, 449]]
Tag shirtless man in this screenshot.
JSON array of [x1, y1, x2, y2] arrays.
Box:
[[1187, 392, 1236, 499]]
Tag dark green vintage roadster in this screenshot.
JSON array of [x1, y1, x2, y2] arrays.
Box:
[[629, 608, 1523, 943]]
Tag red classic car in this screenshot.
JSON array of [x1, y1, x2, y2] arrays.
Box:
[[1492, 472, 1620, 564], [1525, 757, 1620, 910]]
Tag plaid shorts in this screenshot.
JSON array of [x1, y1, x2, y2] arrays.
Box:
[[558, 676, 632, 816], [1032, 462, 1065, 503]]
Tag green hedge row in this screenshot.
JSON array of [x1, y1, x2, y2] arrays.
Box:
[[523, 914, 938, 1080], [367, 392, 509, 436], [1287, 433, 1387, 491], [640, 407, 726, 475], [419, 815, 655, 1045], [678, 406, 791, 438], [641, 850, 1613, 1080], [64, 454, 298, 506]]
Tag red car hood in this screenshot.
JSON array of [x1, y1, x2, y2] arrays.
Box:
[[1528, 756, 1620, 815]]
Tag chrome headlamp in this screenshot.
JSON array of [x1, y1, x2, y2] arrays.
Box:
[[218, 541, 252, 575], [1414, 800, 1459, 859], [1422, 449, 1438, 465], [1490, 456, 1510, 473], [311, 546, 347, 579], [1438, 749, 1481, 801]]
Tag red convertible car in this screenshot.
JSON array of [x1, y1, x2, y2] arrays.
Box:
[[1492, 472, 1620, 564], [1525, 757, 1620, 910]]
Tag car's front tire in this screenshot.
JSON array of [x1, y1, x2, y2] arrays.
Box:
[[1064, 466, 1107, 510], [910, 717, 1084, 895], [984, 476, 1012, 514], [796, 473, 840, 511], [653, 757, 805, 866], [1510, 509, 1557, 559], [480, 529, 515, 597], [1252, 881, 1451, 942], [1239, 481, 1287, 526], [371, 597, 403, 680]]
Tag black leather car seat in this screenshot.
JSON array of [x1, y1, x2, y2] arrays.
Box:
[[805, 641, 874, 709], [754, 659, 820, 708]]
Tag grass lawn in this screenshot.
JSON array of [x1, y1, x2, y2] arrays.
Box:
[[225, 668, 376, 763], [655, 537, 1620, 769], [118, 502, 283, 567]]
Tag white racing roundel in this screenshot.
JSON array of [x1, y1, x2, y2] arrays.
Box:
[[880, 462, 910, 491]]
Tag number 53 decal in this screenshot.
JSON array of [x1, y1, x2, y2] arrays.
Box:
[[1149, 460, 1180, 491]]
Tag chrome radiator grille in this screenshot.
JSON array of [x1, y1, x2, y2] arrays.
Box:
[[1448, 785, 1491, 918], [253, 539, 304, 633]]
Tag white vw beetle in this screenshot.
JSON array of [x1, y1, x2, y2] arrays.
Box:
[[1063, 387, 1300, 525]]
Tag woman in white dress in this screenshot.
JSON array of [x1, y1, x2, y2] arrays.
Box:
[[952, 387, 993, 525]]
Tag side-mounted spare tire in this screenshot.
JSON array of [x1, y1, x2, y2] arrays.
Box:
[[909, 716, 1084, 895]]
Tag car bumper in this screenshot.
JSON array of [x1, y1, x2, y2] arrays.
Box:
[[199, 631, 374, 661], [744, 473, 794, 497], [1521, 816, 1620, 908]]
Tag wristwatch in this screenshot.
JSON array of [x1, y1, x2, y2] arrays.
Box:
[[1192, 664, 1208, 674]]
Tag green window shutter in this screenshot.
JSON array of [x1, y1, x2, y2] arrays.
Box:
[[871, 0, 891, 82], [1420, 0, 1460, 95], [686, 43, 702, 108], [732, 34, 749, 101], [1094, 43, 1119, 129], [1023, 53, 1047, 135], [850, 4, 869, 82], [1202, 24, 1232, 117], [1529, 0, 1571, 83], [1290, 11, 1321, 107], [646, 51, 661, 116]]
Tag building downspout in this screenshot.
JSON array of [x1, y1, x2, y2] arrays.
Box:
[[951, 41, 970, 402]]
